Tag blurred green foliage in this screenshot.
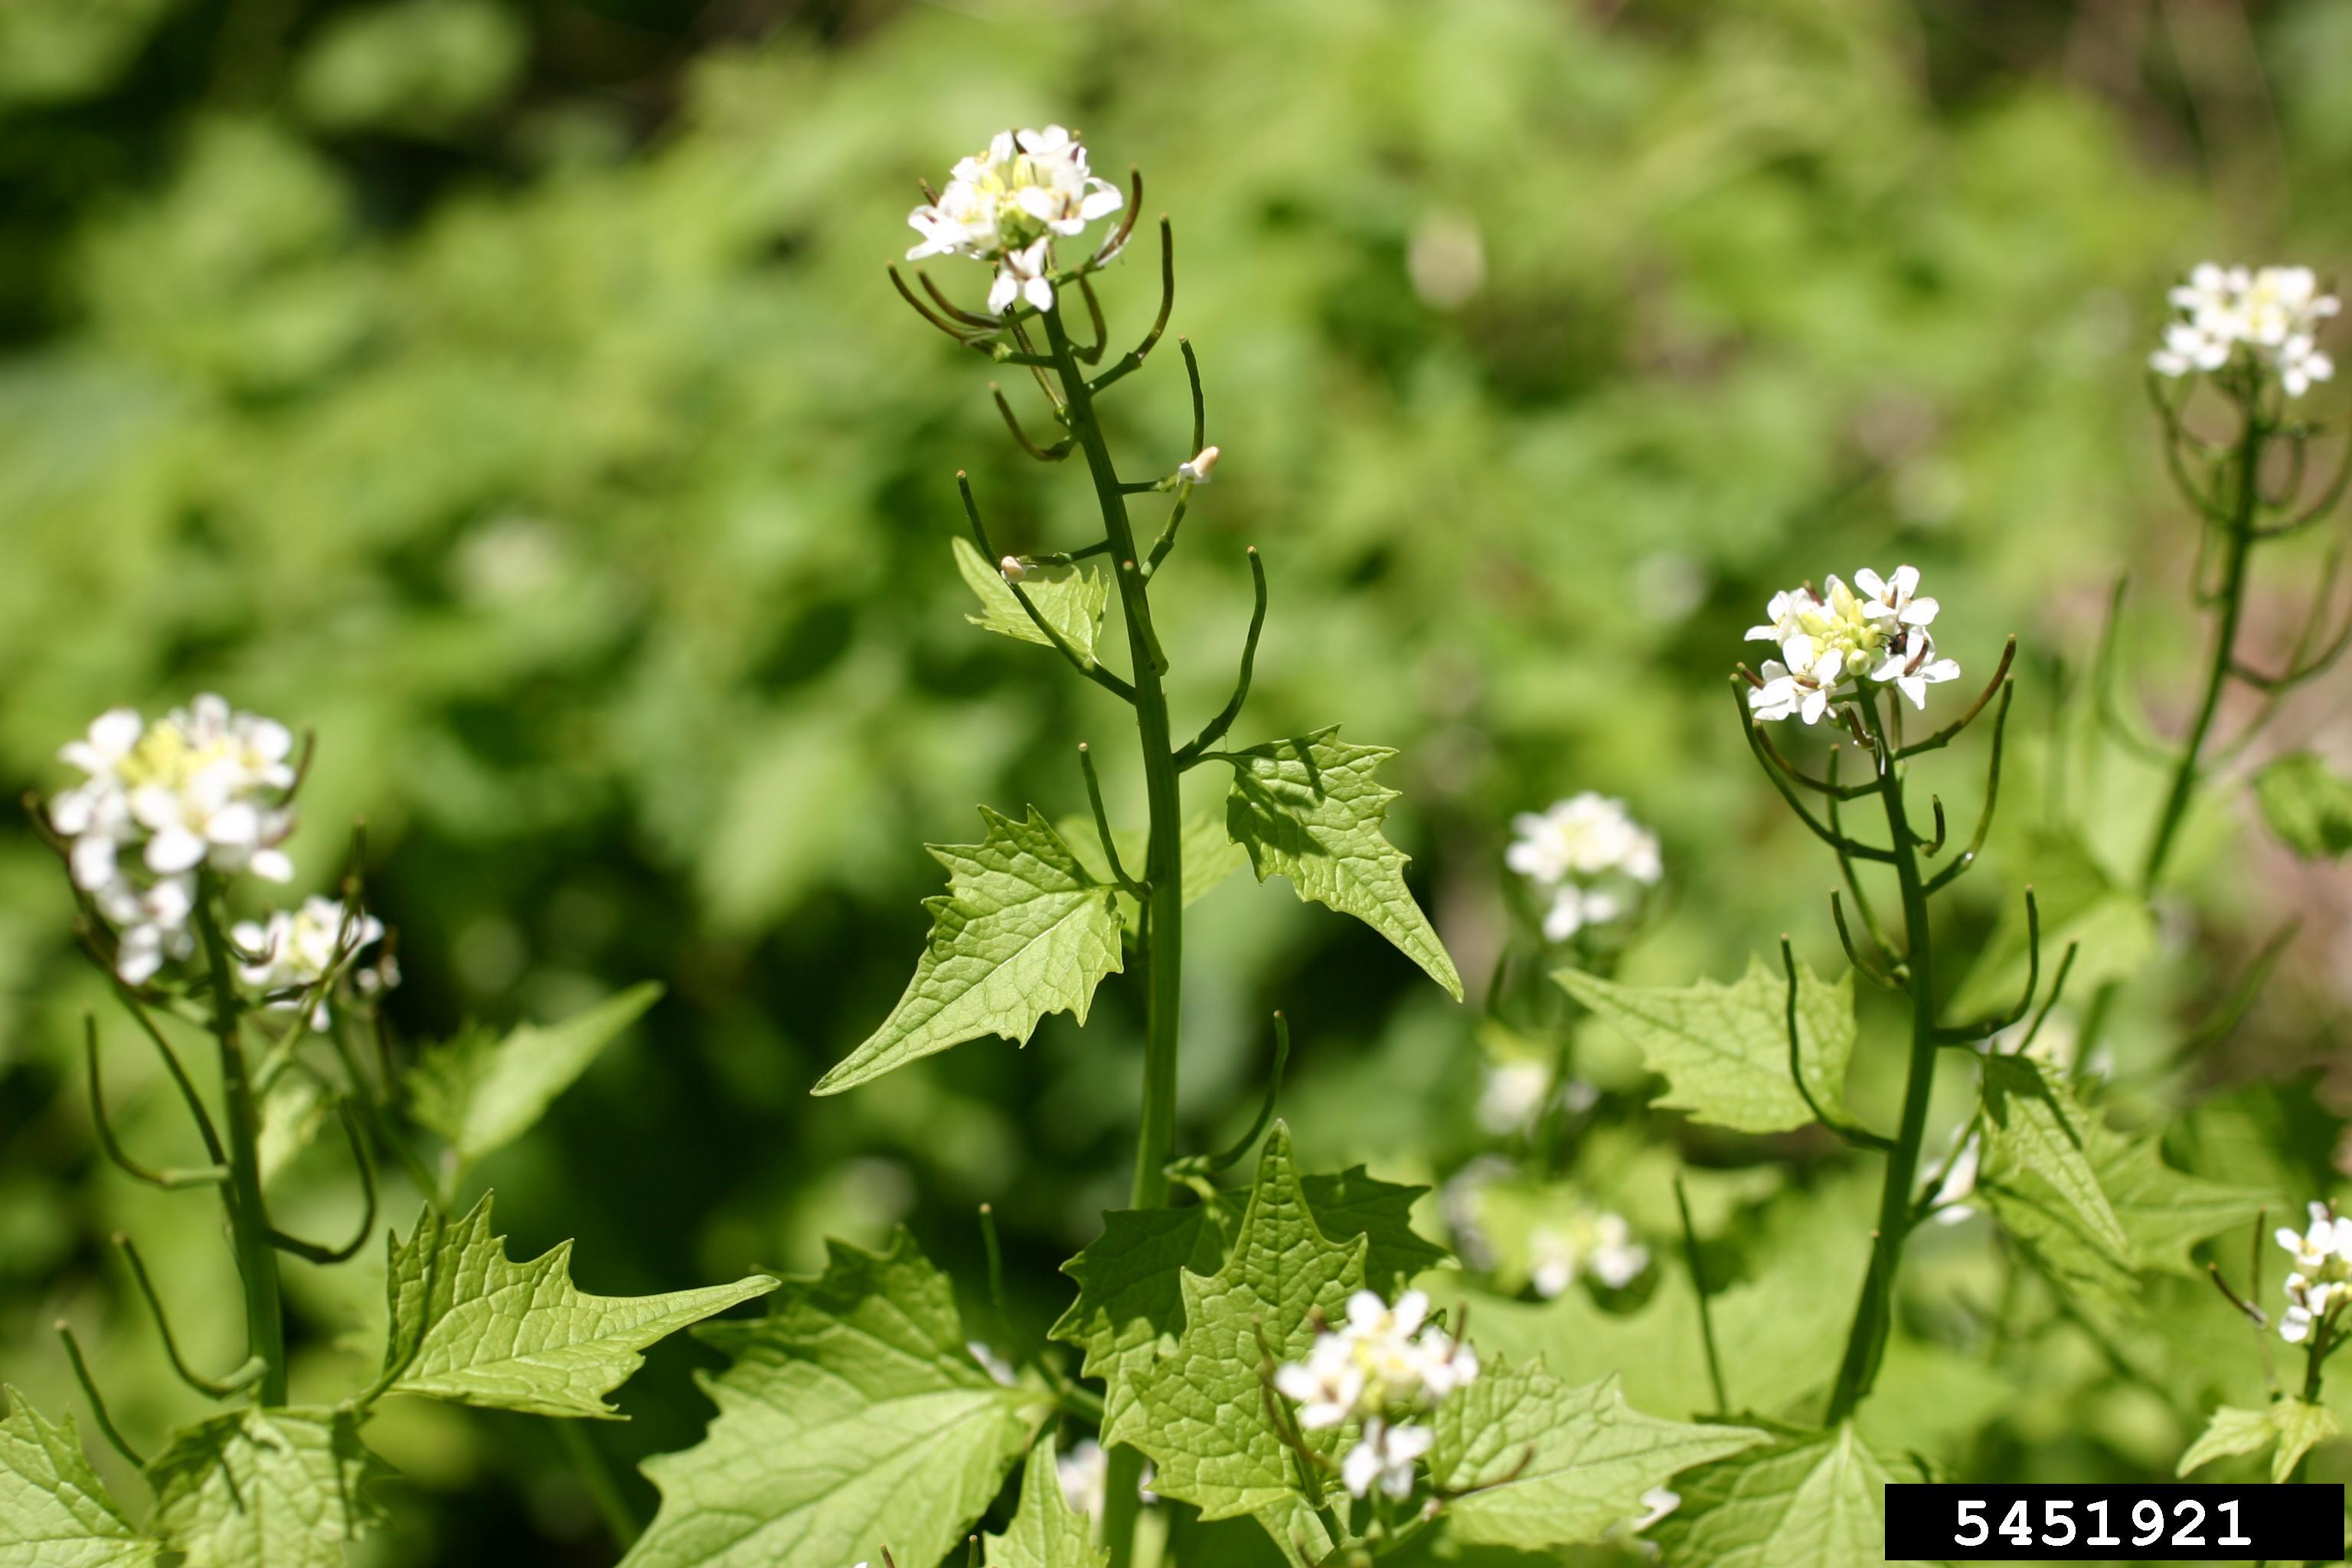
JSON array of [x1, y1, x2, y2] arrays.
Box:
[[2, 0, 2347, 1562]]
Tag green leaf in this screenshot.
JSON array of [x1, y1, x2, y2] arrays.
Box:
[[1050, 1152, 1447, 1438], [2255, 751, 2352, 860], [257, 1074, 331, 1188], [815, 808, 1125, 1095], [2179, 1399, 2342, 1485], [380, 1192, 776, 1419], [1220, 729, 1462, 1000], [1298, 1168, 1448, 1295], [145, 1408, 390, 1568], [406, 982, 662, 1174], [953, 536, 1108, 665], [626, 1227, 1044, 1568], [1428, 1360, 1764, 1551], [0, 1389, 158, 1566], [1050, 1205, 1224, 1436], [985, 1436, 1108, 1568], [1115, 1123, 1369, 1521], [1557, 955, 1854, 1135], [1647, 1423, 1924, 1568], [1978, 1055, 2129, 1261]]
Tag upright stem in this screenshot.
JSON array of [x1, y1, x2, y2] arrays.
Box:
[[2141, 406, 2263, 892], [1040, 304, 1186, 1568], [1826, 696, 1938, 1422], [2080, 404, 2265, 1058], [191, 880, 288, 1406]]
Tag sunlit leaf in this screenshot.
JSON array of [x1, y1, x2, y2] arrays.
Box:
[[145, 1408, 390, 1568], [984, 1436, 1108, 1568], [953, 537, 1109, 665], [815, 808, 1125, 1095], [1647, 1423, 1924, 1568], [406, 983, 662, 1174], [1221, 729, 1462, 1000], [0, 1389, 158, 1566]]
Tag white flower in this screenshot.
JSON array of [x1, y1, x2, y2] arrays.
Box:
[[1056, 1439, 1108, 1518], [1340, 1419, 1432, 1500], [1272, 1332, 1364, 1430], [2275, 1201, 2351, 1344], [233, 896, 388, 1028], [50, 696, 302, 982], [1745, 584, 1824, 645], [1178, 446, 1221, 485], [1870, 626, 1963, 710], [2151, 263, 2340, 395], [1508, 794, 1663, 887], [1477, 1060, 1552, 1134], [989, 237, 1056, 315], [1632, 1486, 1681, 1533], [1853, 565, 1939, 629], [2276, 1202, 2349, 1276], [905, 126, 1123, 314], [1530, 1209, 1648, 1297], [1750, 635, 1847, 725], [1411, 1326, 1479, 1400], [1541, 884, 1622, 942]]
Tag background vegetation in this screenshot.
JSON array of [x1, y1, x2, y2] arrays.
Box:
[[2, 0, 2347, 1562]]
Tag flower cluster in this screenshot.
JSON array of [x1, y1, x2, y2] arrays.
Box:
[[1746, 566, 1958, 725], [51, 697, 299, 982], [2275, 1203, 2351, 1345], [1530, 1207, 1649, 1297], [2151, 264, 2339, 397], [905, 126, 1124, 315], [1505, 793, 1661, 942], [1274, 1289, 1478, 1499], [233, 897, 392, 1031]]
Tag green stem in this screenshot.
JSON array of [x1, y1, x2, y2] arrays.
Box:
[[1040, 302, 1187, 1568], [2141, 407, 2264, 893], [1826, 696, 1939, 1423], [2079, 403, 2265, 1063], [191, 880, 288, 1406]]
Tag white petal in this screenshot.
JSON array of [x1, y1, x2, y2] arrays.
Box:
[[70, 833, 118, 890], [145, 826, 206, 874], [1900, 596, 1939, 626], [1853, 567, 1886, 598]]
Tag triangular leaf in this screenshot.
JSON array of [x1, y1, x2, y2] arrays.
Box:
[[0, 1389, 158, 1566], [2254, 751, 2352, 860], [1647, 1423, 1925, 1568], [626, 1227, 1045, 1568], [1221, 728, 1462, 999], [1979, 1057, 2130, 1265], [953, 536, 1108, 664], [1558, 955, 1854, 1135], [1428, 1360, 1764, 1551], [1060, 809, 1252, 923], [1298, 1168, 1448, 1295], [144, 1408, 390, 1568], [380, 1193, 776, 1418], [406, 983, 662, 1174], [1116, 1124, 1370, 1521], [1050, 1206, 1224, 1436], [985, 1436, 1109, 1568], [816, 808, 1125, 1095]]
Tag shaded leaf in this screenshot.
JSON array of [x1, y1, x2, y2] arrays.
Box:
[[381, 1193, 776, 1419], [816, 808, 1125, 1095], [1978, 1055, 2128, 1261], [1050, 1206, 1223, 1436], [406, 982, 662, 1174], [984, 1436, 1108, 1568], [2254, 751, 2352, 861], [1299, 1168, 1448, 1295], [145, 1408, 389, 1568], [1558, 955, 1854, 1135], [1647, 1423, 1924, 1568], [1221, 729, 1462, 1000], [626, 1228, 1044, 1568], [0, 1388, 158, 1566]]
